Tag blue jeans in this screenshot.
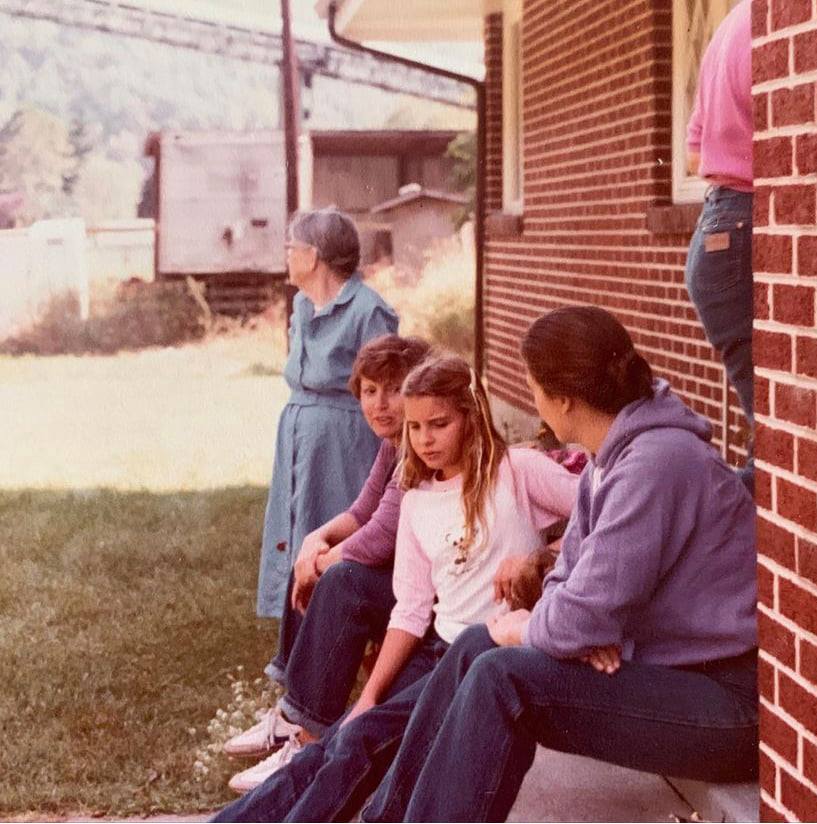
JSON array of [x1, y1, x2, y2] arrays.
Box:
[[212, 632, 449, 822], [685, 187, 754, 485], [265, 561, 396, 736], [363, 625, 759, 823]]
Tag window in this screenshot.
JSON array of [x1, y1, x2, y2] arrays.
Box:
[[671, 0, 737, 203], [502, 0, 524, 214]]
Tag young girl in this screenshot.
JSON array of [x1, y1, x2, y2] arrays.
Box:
[[212, 354, 580, 822], [362, 305, 758, 823], [224, 335, 430, 792]]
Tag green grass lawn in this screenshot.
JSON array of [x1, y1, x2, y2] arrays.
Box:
[[0, 486, 278, 819], [0, 329, 289, 819]]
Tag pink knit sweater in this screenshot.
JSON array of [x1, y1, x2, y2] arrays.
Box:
[[686, 0, 753, 190]]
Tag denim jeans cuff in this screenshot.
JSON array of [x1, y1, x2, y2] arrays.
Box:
[[264, 658, 287, 688], [278, 693, 330, 738]]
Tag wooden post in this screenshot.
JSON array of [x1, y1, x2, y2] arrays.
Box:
[[280, 0, 299, 336], [280, 0, 299, 218]]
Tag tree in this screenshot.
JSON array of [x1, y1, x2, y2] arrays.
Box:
[[0, 107, 75, 224], [446, 131, 476, 228]]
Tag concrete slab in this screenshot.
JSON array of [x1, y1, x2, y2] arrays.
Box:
[[509, 748, 695, 823], [667, 778, 760, 823]]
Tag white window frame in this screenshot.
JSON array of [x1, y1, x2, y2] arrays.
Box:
[[671, 0, 736, 203], [502, 0, 524, 214]]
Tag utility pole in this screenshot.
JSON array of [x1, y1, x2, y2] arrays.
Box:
[[280, 0, 299, 218], [280, 0, 299, 333]]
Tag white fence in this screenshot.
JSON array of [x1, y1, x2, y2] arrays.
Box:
[[0, 218, 155, 338]]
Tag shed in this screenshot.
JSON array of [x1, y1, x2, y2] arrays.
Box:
[[301, 129, 464, 264], [144, 130, 288, 314], [370, 184, 467, 272]]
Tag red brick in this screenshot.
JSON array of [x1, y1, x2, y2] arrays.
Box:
[[755, 282, 771, 320], [774, 184, 817, 226], [797, 336, 817, 380], [757, 466, 774, 509], [759, 655, 776, 700], [759, 562, 775, 608], [778, 476, 817, 530], [753, 0, 770, 36], [773, 283, 815, 325], [759, 749, 776, 800], [755, 186, 772, 226], [771, 84, 815, 127], [757, 375, 771, 417], [760, 799, 787, 823], [797, 133, 817, 176], [780, 577, 817, 635], [798, 436, 817, 483], [794, 30, 817, 73], [755, 136, 793, 178], [757, 424, 796, 472], [801, 636, 817, 682], [754, 91, 770, 131], [754, 39, 791, 84], [799, 236, 817, 277], [755, 233, 793, 274], [798, 536, 817, 586], [780, 670, 817, 731], [760, 610, 798, 668], [781, 769, 817, 822], [775, 383, 817, 428], [804, 737, 817, 786], [772, 0, 814, 30], [755, 331, 793, 371], [761, 703, 799, 764]]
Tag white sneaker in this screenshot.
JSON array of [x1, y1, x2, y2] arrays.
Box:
[[228, 735, 304, 794], [223, 707, 301, 758]]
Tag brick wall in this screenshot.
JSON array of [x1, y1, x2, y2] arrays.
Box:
[[481, 0, 748, 460], [752, 0, 817, 820]]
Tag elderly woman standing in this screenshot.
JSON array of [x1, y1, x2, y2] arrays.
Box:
[[257, 209, 398, 618]]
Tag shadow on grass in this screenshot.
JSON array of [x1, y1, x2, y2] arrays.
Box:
[[0, 486, 278, 819]]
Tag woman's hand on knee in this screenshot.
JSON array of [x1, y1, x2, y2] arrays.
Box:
[[580, 645, 621, 675], [487, 609, 531, 647], [292, 536, 330, 612]]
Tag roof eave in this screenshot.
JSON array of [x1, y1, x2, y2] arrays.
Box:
[[315, 0, 495, 42]]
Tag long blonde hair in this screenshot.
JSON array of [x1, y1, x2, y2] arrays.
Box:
[[400, 355, 507, 557]]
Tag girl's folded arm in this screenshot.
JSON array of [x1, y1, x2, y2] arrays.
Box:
[[513, 449, 582, 525]]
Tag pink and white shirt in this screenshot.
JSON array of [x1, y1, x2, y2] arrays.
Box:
[[389, 448, 580, 644]]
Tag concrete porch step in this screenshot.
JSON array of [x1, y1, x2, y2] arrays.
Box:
[[510, 748, 759, 822], [667, 777, 760, 823]]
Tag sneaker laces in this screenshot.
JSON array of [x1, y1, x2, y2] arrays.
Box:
[[254, 732, 302, 774]]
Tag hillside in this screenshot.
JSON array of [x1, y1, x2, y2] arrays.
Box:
[[0, 11, 473, 224]]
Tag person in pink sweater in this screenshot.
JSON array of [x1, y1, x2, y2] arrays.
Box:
[[684, 0, 754, 488]]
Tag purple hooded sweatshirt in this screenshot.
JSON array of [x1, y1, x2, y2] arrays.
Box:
[[522, 380, 757, 666]]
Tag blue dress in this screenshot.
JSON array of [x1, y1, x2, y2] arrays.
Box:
[[257, 273, 398, 617]]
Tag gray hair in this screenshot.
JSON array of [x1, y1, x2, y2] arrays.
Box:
[[289, 208, 361, 279]]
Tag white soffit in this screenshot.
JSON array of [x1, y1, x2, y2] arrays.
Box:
[[316, 0, 487, 41]]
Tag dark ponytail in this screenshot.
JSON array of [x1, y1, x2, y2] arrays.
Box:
[[521, 306, 654, 415]]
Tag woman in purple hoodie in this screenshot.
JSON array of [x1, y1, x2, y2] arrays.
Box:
[[362, 305, 758, 823]]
